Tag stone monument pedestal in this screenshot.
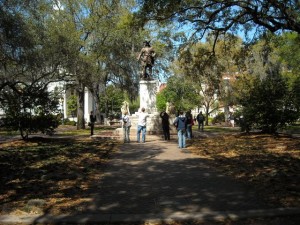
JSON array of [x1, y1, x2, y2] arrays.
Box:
[[128, 79, 161, 134], [114, 79, 177, 139], [139, 79, 158, 114]]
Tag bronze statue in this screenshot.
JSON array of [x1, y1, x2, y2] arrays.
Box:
[[137, 41, 156, 79]]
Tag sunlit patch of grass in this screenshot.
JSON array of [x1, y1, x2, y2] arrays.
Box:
[[196, 125, 240, 133], [0, 129, 19, 136], [282, 123, 300, 134], [56, 125, 117, 136], [0, 140, 39, 149]]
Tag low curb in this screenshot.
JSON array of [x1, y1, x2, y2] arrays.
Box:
[[0, 207, 299, 224]]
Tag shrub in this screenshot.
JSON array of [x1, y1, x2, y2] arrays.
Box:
[[212, 112, 225, 124], [239, 75, 299, 133]]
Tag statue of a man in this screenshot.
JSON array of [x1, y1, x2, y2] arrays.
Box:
[[137, 41, 156, 79], [121, 101, 130, 116], [166, 102, 170, 114], [166, 102, 175, 115]]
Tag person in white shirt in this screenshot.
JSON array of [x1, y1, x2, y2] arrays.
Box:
[[122, 111, 131, 143], [136, 107, 149, 143]]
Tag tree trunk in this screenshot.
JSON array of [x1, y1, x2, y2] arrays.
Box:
[[93, 88, 101, 123], [77, 82, 85, 130], [205, 107, 209, 126], [93, 82, 106, 124], [224, 105, 230, 124]]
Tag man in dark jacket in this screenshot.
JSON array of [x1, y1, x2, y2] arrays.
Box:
[[89, 111, 96, 136], [185, 110, 193, 138], [173, 111, 187, 148], [160, 111, 170, 140], [196, 111, 205, 131]]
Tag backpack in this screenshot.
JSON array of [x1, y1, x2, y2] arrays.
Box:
[[197, 114, 204, 122], [186, 115, 193, 125]]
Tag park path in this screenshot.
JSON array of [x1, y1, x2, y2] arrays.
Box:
[[1, 133, 299, 224], [86, 138, 268, 215], [71, 135, 299, 224]]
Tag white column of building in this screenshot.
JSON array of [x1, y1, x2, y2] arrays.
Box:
[[84, 88, 94, 122], [63, 91, 67, 119]]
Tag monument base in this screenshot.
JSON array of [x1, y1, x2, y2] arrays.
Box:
[[128, 112, 162, 134], [139, 79, 159, 114], [114, 78, 178, 139], [113, 114, 177, 138]]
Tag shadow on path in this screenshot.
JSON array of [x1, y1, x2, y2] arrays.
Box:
[[82, 139, 268, 215]]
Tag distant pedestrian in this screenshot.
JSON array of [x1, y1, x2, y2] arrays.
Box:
[[136, 107, 149, 143], [239, 115, 245, 132], [185, 110, 193, 139], [89, 111, 96, 136], [122, 111, 131, 143], [160, 111, 170, 140], [173, 110, 187, 149], [196, 111, 205, 131], [229, 112, 235, 127]]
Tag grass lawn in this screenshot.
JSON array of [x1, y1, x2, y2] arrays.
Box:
[[197, 125, 241, 133]]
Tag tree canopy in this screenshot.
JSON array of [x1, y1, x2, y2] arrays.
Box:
[[1, 0, 300, 136], [136, 0, 300, 41], [0, 0, 147, 134]]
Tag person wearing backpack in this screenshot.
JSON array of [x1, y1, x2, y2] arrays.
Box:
[[196, 111, 205, 131], [122, 111, 131, 143], [173, 110, 187, 148]]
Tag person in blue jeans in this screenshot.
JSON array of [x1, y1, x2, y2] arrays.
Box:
[[173, 110, 187, 148], [122, 111, 131, 143], [136, 107, 149, 143]]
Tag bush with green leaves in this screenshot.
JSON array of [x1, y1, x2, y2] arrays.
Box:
[[67, 95, 78, 118], [212, 112, 225, 124], [156, 91, 168, 112], [156, 76, 200, 113], [1, 84, 61, 139], [3, 113, 59, 139], [239, 75, 299, 133], [63, 118, 76, 126]]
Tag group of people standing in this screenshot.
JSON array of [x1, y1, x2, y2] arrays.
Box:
[[120, 108, 205, 150], [173, 110, 205, 148], [122, 107, 149, 143], [91, 108, 206, 150]]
